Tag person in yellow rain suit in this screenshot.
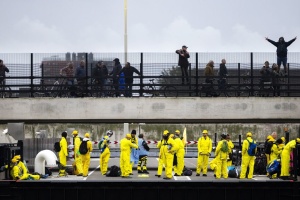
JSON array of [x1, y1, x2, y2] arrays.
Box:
[[59, 131, 68, 176], [81, 133, 93, 177], [155, 136, 165, 178], [280, 138, 300, 180], [120, 134, 138, 178], [196, 130, 212, 176], [160, 130, 178, 180], [129, 130, 139, 175], [72, 130, 83, 176], [268, 138, 284, 179], [99, 134, 111, 175], [239, 132, 257, 179], [226, 134, 235, 167], [265, 132, 277, 165], [10, 155, 40, 180], [215, 133, 229, 179], [173, 130, 185, 176]]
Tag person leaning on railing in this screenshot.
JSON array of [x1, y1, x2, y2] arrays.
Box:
[[60, 62, 76, 97], [204, 60, 215, 84], [0, 59, 9, 85]]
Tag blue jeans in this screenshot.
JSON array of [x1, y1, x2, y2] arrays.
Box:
[[277, 57, 287, 72]]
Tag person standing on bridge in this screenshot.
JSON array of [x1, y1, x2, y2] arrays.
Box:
[[196, 130, 212, 177], [265, 36, 297, 75], [176, 45, 190, 85]]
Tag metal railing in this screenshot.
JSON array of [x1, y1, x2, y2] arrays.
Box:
[[1, 52, 300, 97]]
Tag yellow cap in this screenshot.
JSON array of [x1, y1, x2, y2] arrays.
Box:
[[202, 130, 208, 134], [175, 130, 180, 134], [11, 158, 18, 163], [13, 155, 21, 161], [163, 130, 169, 135], [246, 132, 252, 137], [85, 133, 90, 138], [72, 130, 78, 135], [126, 133, 131, 139], [296, 138, 300, 143], [281, 137, 285, 142], [170, 134, 174, 138]]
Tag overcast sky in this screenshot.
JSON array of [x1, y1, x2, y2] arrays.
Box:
[[1, 0, 299, 53]]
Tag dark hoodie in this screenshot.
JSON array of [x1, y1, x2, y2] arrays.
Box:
[[267, 37, 296, 57]]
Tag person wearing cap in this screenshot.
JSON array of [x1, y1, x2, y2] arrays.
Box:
[[160, 130, 178, 180], [226, 134, 235, 167], [58, 131, 68, 176], [99, 133, 111, 175], [173, 130, 185, 176], [196, 130, 212, 176], [129, 129, 139, 175], [280, 138, 300, 180], [81, 133, 93, 177], [239, 132, 257, 179], [137, 134, 150, 174], [214, 133, 229, 179], [10, 155, 40, 180], [155, 134, 165, 178], [120, 133, 138, 178], [72, 130, 83, 176], [176, 45, 190, 85], [268, 138, 284, 179], [109, 58, 123, 97], [118, 62, 141, 97], [264, 132, 277, 166]]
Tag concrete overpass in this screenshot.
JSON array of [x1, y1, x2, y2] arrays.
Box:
[[0, 97, 299, 123]]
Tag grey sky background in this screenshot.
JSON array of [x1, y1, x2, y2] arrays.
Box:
[[1, 0, 299, 53]]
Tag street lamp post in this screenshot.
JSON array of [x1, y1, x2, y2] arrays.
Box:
[[124, 0, 128, 63]]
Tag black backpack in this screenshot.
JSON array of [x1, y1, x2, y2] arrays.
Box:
[[264, 140, 274, 155], [182, 166, 192, 176], [142, 141, 150, 151], [79, 140, 88, 155], [106, 165, 121, 177], [54, 142, 61, 152]]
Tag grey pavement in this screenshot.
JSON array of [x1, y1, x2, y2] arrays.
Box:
[[36, 158, 296, 182]]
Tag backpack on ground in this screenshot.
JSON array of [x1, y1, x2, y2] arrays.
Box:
[[182, 166, 192, 176], [246, 139, 257, 156], [106, 165, 121, 177], [221, 140, 229, 153], [227, 166, 239, 178], [54, 142, 61, 152], [79, 140, 88, 155], [254, 154, 267, 175]]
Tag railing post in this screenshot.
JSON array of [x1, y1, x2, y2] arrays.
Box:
[[139, 52, 143, 97], [195, 52, 199, 96], [287, 63, 290, 97], [30, 53, 34, 97], [85, 52, 88, 96], [250, 52, 254, 96]]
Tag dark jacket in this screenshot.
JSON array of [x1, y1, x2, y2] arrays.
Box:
[[119, 66, 141, 84], [219, 63, 228, 79], [260, 66, 272, 82], [0, 65, 9, 83], [109, 63, 122, 79], [267, 38, 296, 57], [175, 49, 190, 67], [93, 65, 108, 83]]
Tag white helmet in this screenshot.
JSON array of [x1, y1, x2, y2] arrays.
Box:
[[106, 130, 113, 137]]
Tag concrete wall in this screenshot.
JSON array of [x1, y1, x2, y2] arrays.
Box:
[[0, 97, 299, 123]]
